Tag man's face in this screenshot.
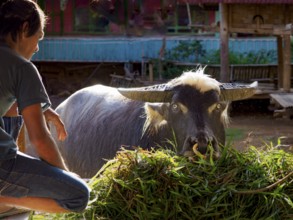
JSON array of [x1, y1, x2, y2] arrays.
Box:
[[18, 26, 44, 60]]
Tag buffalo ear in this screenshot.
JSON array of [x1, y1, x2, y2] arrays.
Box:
[[220, 81, 258, 101], [144, 103, 169, 129], [146, 103, 168, 119], [117, 84, 174, 102]]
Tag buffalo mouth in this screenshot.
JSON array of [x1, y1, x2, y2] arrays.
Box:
[[180, 136, 221, 160]]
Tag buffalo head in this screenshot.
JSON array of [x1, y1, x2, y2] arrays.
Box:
[[118, 69, 257, 159]]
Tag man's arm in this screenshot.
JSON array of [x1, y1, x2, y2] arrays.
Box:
[[21, 103, 68, 170], [43, 107, 67, 141], [4, 102, 18, 117], [4, 103, 67, 141]]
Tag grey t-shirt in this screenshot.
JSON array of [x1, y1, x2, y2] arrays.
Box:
[[0, 41, 51, 160]]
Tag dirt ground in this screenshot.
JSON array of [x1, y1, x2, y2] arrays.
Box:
[[228, 115, 293, 152], [227, 99, 293, 152]]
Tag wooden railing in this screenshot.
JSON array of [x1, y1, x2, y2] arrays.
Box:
[[229, 64, 277, 83], [183, 64, 278, 84], [110, 63, 293, 94]]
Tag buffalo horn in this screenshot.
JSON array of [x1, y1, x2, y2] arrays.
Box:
[[117, 84, 174, 102], [220, 81, 258, 101]]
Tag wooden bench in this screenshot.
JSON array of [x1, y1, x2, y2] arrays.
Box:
[[270, 93, 293, 119]]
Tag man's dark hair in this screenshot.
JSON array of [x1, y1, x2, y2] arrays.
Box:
[[0, 0, 47, 41]]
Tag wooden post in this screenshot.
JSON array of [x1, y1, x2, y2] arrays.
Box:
[[283, 34, 291, 92], [158, 59, 163, 81], [219, 3, 229, 82], [158, 37, 166, 81], [277, 36, 283, 89], [149, 62, 154, 82]]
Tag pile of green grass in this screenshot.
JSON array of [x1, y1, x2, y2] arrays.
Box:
[[33, 145, 293, 220]]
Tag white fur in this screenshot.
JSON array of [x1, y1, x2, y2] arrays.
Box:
[[169, 67, 220, 93]]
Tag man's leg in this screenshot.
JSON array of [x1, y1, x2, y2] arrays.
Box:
[[0, 205, 11, 213], [0, 197, 68, 213], [0, 152, 90, 213]]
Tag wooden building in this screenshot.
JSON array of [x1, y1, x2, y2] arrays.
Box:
[[38, 0, 216, 36], [33, 0, 293, 112], [186, 0, 293, 92]]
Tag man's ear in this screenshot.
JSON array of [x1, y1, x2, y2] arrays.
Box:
[[20, 22, 29, 38]]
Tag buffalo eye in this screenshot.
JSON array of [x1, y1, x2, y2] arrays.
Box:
[[209, 103, 223, 113], [215, 103, 227, 113], [216, 103, 222, 110], [171, 103, 180, 113], [208, 103, 226, 115]]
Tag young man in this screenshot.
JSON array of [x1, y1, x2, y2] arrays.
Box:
[[0, 0, 89, 215]]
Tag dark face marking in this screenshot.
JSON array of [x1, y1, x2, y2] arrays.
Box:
[[164, 85, 225, 157], [172, 85, 219, 129]]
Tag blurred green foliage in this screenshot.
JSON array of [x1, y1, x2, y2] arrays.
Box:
[[151, 40, 278, 79]]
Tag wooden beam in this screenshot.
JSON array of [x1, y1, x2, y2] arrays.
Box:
[[220, 3, 229, 82], [273, 24, 292, 35], [283, 34, 291, 92], [228, 27, 292, 35], [229, 24, 293, 35], [149, 63, 154, 82], [277, 36, 283, 89]]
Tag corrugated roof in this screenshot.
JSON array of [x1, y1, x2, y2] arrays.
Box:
[[183, 0, 293, 4]]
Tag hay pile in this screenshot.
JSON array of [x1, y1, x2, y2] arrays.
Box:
[[35, 145, 293, 220]]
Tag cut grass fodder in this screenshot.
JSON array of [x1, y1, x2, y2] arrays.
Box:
[[34, 145, 293, 220]]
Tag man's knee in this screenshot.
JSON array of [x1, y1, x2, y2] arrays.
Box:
[[58, 186, 90, 212]]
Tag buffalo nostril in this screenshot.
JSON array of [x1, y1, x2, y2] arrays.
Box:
[[187, 136, 208, 154], [188, 137, 197, 145], [197, 144, 207, 154]]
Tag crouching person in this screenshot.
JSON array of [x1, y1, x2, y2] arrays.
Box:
[[0, 0, 89, 216]]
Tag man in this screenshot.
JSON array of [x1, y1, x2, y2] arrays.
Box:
[[0, 0, 89, 215]]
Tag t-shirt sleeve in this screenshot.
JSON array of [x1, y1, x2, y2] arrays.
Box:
[[14, 62, 51, 113]]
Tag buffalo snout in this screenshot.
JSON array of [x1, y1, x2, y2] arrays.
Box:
[[181, 132, 220, 159]]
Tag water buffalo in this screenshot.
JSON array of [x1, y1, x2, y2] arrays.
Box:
[[50, 69, 256, 178]]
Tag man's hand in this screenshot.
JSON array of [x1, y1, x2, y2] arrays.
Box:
[[22, 104, 68, 170], [44, 108, 67, 141]]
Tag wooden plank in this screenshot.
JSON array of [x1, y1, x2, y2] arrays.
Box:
[[220, 3, 229, 82], [270, 93, 293, 108], [277, 36, 283, 89], [229, 27, 288, 35], [283, 35, 292, 92]]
